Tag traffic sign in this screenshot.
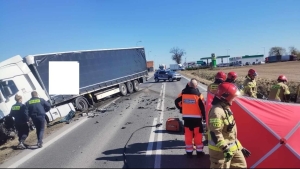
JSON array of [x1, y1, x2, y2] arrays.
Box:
[[197, 61, 203, 64]]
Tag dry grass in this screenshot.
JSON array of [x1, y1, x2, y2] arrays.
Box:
[[181, 61, 300, 96]]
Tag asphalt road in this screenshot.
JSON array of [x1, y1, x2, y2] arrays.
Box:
[[0, 74, 210, 168]]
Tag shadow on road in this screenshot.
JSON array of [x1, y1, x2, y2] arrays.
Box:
[[153, 130, 184, 135], [95, 140, 210, 168]]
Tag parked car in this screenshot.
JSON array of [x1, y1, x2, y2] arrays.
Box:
[[154, 70, 181, 82]]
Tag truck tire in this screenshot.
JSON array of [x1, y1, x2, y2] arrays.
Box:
[[126, 81, 134, 94], [119, 83, 128, 96], [133, 80, 139, 92], [75, 97, 89, 112]]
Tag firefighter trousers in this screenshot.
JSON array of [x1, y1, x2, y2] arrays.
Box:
[[209, 149, 247, 168], [184, 126, 203, 153]]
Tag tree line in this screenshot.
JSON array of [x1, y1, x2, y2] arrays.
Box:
[[170, 46, 300, 64]]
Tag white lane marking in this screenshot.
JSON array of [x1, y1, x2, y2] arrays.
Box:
[[7, 97, 121, 169], [181, 75, 207, 91], [146, 117, 158, 156], [156, 85, 163, 110], [154, 82, 166, 169], [147, 83, 163, 156]]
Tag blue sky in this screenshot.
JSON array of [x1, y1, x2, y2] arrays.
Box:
[[1, 0, 300, 67]]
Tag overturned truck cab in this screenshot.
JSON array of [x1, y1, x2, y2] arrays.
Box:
[[0, 47, 148, 141]]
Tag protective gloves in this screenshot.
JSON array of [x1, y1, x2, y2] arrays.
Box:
[[241, 147, 251, 158], [223, 148, 234, 162]]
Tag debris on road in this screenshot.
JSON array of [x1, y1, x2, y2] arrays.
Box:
[[95, 121, 99, 124], [166, 107, 176, 111], [125, 122, 132, 125], [121, 127, 126, 129], [96, 108, 107, 113], [126, 104, 130, 109], [138, 106, 148, 109]]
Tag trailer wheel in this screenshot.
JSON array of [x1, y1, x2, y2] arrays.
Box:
[[133, 80, 139, 92], [119, 83, 128, 96], [75, 97, 89, 112], [126, 81, 134, 93]]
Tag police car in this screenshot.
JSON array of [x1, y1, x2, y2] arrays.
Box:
[[154, 69, 181, 82]]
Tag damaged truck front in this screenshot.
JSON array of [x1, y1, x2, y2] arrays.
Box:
[[0, 47, 148, 142]]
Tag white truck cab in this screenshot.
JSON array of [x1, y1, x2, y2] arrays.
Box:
[[0, 55, 74, 123]]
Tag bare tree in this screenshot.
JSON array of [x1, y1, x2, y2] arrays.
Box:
[[289, 46, 299, 55], [170, 47, 186, 64], [290, 46, 300, 60], [269, 47, 286, 56]]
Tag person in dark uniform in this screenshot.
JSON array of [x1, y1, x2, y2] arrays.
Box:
[[9, 94, 29, 149], [25, 91, 51, 148]]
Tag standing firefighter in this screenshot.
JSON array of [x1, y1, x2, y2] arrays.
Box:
[[175, 78, 206, 158], [243, 69, 258, 98], [268, 75, 291, 102], [25, 91, 51, 148], [9, 94, 29, 149], [208, 82, 251, 168], [208, 71, 227, 94], [204, 71, 226, 145]]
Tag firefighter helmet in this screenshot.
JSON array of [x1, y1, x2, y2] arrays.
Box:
[[278, 75, 288, 82], [248, 69, 257, 77], [215, 82, 240, 105], [227, 71, 238, 81], [215, 71, 227, 81]]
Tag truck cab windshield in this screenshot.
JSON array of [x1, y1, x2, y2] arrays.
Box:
[[0, 80, 19, 101]]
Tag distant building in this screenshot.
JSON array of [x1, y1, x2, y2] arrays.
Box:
[[242, 55, 264, 65], [147, 61, 154, 72]]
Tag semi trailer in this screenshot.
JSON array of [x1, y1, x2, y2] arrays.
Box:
[[0, 47, 148, 141]]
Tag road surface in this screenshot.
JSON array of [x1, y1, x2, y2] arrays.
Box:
[[0, 74, 210, 168]]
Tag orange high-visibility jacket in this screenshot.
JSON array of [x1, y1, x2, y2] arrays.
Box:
[[175, 87, 206, 120]]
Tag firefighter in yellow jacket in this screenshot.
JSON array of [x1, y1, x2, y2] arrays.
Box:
[[175, 78, 206, 158], [204, 71, 226, 145], [268, 75, 291, 102], [208, 82, 251, 168], [207, 71, 227, 94], [243, 69, 258, 98]]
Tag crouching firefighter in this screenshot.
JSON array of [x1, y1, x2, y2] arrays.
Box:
[[175, 78, 206, 158], [208, 82, 251, 168], [9, 94, 29, 149]]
